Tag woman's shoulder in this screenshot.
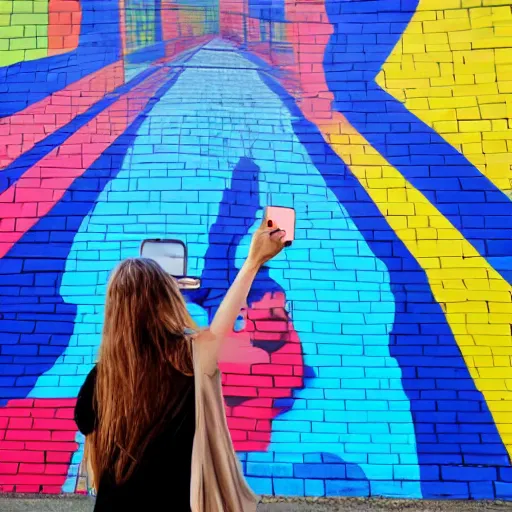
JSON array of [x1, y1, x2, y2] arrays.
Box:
[[75, 364, 98, 436], [86, 364, 98, 382], [185, 328, 219, 377], [78, 365, 98, 395]]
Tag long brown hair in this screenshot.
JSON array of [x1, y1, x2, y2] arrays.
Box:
[[85, 258, 198, 486]]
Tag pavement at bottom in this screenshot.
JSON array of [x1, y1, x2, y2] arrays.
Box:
[[0, 497, 511, 512]]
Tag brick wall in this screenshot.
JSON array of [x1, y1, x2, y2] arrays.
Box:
[[1, 0, 512, 501]]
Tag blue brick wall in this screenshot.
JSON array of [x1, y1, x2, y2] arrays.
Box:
[[0, 0, 512, 501]]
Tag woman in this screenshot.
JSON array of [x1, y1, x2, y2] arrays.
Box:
[[74, 215, 287, 511]]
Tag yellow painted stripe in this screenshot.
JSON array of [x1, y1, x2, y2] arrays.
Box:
[[315, 114, 512, 454], [376, 0, 512, 195]]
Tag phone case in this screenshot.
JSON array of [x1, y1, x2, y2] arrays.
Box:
[[266, 206, 296, 242]]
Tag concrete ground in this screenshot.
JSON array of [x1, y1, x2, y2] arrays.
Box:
[[0, 496, 511, 511]]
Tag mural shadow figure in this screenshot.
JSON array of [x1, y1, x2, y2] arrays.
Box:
[[184, 156, 304, 452], [296, 452, 370, 497]]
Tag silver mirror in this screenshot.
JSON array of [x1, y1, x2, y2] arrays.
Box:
[[140, 239, 201, 290], [176, 277, 201, 290]]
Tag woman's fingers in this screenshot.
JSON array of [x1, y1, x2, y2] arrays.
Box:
[[270, 229, 286, 243], [262, 208, 273, 228], [263, 217, 278, 230]]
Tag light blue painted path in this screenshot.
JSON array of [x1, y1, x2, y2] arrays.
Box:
[[30, 39, 421, 498]]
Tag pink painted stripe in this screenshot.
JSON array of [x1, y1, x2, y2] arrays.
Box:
[[0, 67, 169, 259], [0, 61, 125, 171]]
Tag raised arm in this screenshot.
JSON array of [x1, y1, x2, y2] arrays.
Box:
[[195, 212, 287, 373]]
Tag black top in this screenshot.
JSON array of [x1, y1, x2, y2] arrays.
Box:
[[74, 366, 195, 512]]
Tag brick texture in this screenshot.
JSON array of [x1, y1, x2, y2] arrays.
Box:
[[0, 0, 511, 502]]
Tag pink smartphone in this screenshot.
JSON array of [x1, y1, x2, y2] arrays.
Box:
[[266, 206, 295, 243]]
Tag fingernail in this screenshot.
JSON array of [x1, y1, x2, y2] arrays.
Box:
[[267, 220, 273, 227], [284, 241, 292, 247]]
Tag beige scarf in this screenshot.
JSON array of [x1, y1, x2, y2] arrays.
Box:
[[190, 340, 259, 512]]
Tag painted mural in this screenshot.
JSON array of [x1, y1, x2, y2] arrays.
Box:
[[0, 0, 511, 501]]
